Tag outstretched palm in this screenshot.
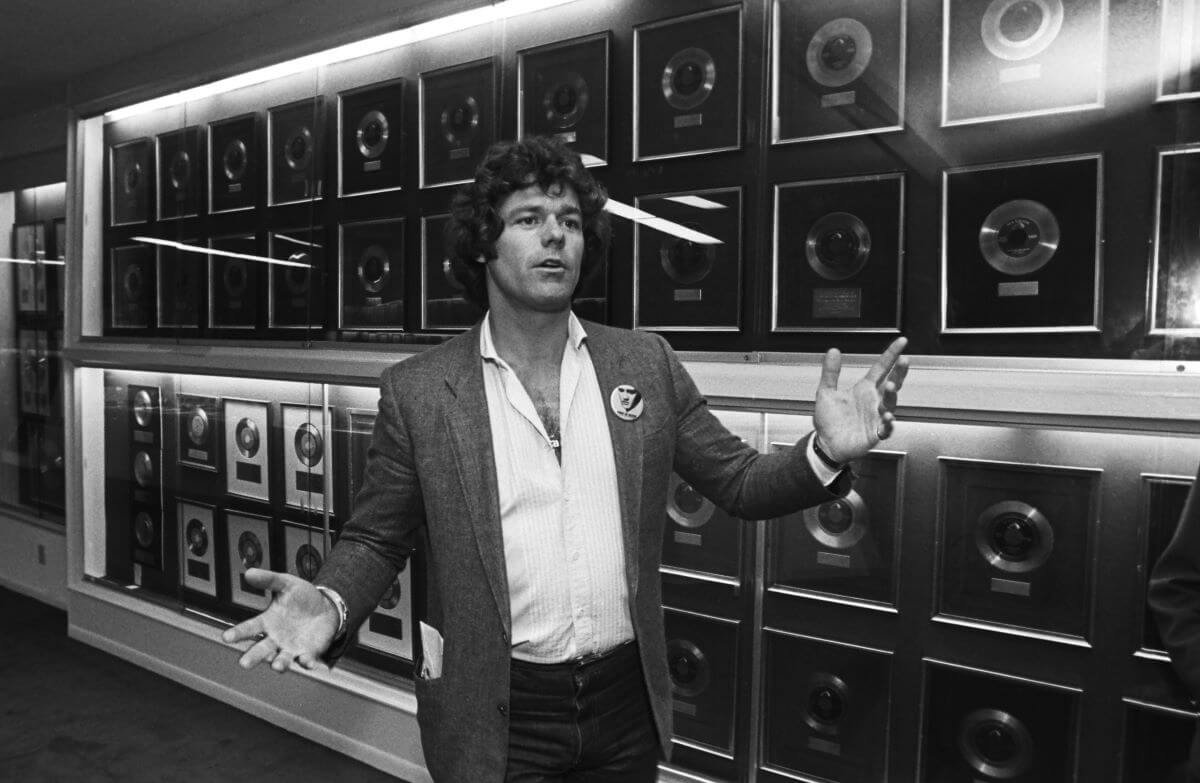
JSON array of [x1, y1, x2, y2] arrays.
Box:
[[221, 568, 339, 674], [813, 337, 909, 464]]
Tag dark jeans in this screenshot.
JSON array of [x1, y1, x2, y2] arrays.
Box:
[[506, 641, 660, 782]]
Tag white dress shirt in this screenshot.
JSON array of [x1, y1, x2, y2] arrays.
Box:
[[480, 311, 634, 663]]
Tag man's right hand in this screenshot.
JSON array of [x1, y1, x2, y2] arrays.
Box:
[[221, 568, 339, 674]]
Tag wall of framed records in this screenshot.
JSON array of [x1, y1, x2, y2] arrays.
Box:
[[42, 0, 1200, 780]]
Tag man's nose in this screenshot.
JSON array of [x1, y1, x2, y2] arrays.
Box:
[[541, 216, 566, 244]]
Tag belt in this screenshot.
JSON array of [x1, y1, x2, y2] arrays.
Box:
[[511, 640, 638, 672]]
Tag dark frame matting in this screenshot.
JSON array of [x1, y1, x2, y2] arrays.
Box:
[[1132, 472, 1194, 659], [338, 216, 406, 331]]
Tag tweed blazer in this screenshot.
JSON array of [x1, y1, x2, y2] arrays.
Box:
[[315, 319, 844, 782], [1148, 462, 1200, 779]]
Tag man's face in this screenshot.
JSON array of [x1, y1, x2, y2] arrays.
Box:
[[616, 385, 637, 409], [483, 182, 585, 315]]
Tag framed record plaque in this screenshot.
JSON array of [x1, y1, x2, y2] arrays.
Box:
[[156, 126, 203, 220], [268, 227, 326, 330], [421, 213, 482, 330], [634, 187, 742, 331], [942, 154, 1102, 334], [208, 113, 257, 214], [339, 78, 405, 197], [761, 631, 892, 783], [339, 218, 405, 330], [920, 661, 1080, 783], [109, 138, 151, 226], [1159, 0, 1200, 101], [935, 457, 1100, 642], [13, 222, 45, 314], [420, 59, 495, 189], [109, 244, 155, 330], [771, 0, 905, 144], [664, 606, 740, 755], [774, 173, 903, 333], [518, 32, 611, 166], [208, 234, 258, 330], [268, 97, 325, 205], [942, 0, 1107, 125], [1151, 145, 1200, 335], [1121, 701, 1197, 783], [156, 239, 203, 329], [634, 5, 742, 161]]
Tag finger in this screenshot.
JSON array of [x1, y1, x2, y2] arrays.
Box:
[[876, 411, 896, 440], [238, 636, 278, 670], [818, 348, 843, 391], [887, 356, 910, 392], [223, 616, 265, 645], [296, 651, 330, 673], [865, 336, 908, 385], [271, 648, 296, 674], [241, 567, 292, 594]]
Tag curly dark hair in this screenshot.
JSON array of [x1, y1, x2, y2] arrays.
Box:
[[443, 136, 611, 310]]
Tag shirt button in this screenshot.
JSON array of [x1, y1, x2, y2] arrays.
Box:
[[497, 703, 508, 716]]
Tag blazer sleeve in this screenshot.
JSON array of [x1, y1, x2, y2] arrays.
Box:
[[656, 333, 845, 521], [315, 363, 425, 650], [1148, 461, 1200, 703]]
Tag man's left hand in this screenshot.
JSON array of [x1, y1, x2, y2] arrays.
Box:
[[813, 336, 909, 464]]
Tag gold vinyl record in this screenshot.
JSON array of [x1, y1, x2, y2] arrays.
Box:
[[543, 71, 589, 129], [806, 17, 874, 89], [974, 499, 1054, 574], [978, 198, 1059, 276], [441, 96, 481, 148], [803, 489, 869, 549], [803, 672, 850, 735], [283, 125, 314, 171], [667, 638, 711, 698], [357, 244, 391, 294], [223, 259, 249, 299], [980, 0, 1064, 62], [668, 474, 716, 528], [132, 389, 155, 428], [133, 451, 155, 487], [186, 517, 209, 557], [169, 150, 192, 191], [294, 421, 324, 467], [806, 211, 871, 281], [295, 543, 323, 581], [123, 161, 143, 195], [223, 138, 248, 183], [957, 708, 1035, 779], [661, 47, 717, 111], [134, 511, 156, 548], [356, 109, 390, 160], [238, 530, 263, 569], [659, 223, 716, 285], [379, 577, 402, 610], [235, 417, 260, 458], [186, 406, 210, 447]]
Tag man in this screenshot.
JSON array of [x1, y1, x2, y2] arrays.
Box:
[[223, 136, 908, 782], [1149, 465, 1200, 783]]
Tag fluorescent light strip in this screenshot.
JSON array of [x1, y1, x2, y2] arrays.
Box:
[[132, 236, 311, 268], [273, 233, 323, 250], [603, 198, 723, 245], [105, 0, 581, 121], [663, 195, 728, 210], [0, 257, 35, 265]]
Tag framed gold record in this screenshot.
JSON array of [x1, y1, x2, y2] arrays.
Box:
[[420, 59, 495, 189], [208, 113, 257, 214], [108, 137, 151, 227], [421, 213, 482, 330], [518, 32, 611, 166], [634, 5, 742, 161], [772, 0, 905, 144], [207, 234, 258, 330], [268, 97, 325, 205], [339, 78, 406, 197], [268, 227, 326, 331], [156, 126, 203, 221], [339, 217, 405, 331]]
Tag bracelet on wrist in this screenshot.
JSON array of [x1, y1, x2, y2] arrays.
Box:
[[812, 435, 846, 471]]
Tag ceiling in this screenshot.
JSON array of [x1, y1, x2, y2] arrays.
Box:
[[0, 0, 301, 119]]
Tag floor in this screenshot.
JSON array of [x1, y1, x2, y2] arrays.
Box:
[[0, 586, 408, 782]]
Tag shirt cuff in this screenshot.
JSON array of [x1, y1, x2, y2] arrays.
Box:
[[314, 585, 348, 638], [806, 435, 844, 487]]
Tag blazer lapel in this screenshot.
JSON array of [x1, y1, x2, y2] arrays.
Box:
[[441, 325, 511, 633], [586, 325, 644, 598]]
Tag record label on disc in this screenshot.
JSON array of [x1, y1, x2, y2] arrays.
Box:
[[806, 211, 872, 281], [358, 245, 391, 293], [238, 531, 263, 568], [662, 47, 717, 111], [356, 109, 390, 160], [667, 638, 711, 697], [285, 126, 314, 172], [294, 422, 324, 467], [441, 96, 480, 151], [186, 517, 209, 557], [187, 406, 210, 447], [806, 18, 874, 88], [804, 672, 850, 734], [803, 490, 869, 549], [974, 499, 1054, 574], [981, 0, 1064, 62], [296, 543, 323, 580], [660, 227, 716, 285], [544, 72, 589, 129], [236, 418, 260, 458], [978, 199, 1060, 275]]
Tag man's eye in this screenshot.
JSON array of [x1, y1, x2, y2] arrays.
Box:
[[517, 215, 539, 226], [563, 218, 582, 231]]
